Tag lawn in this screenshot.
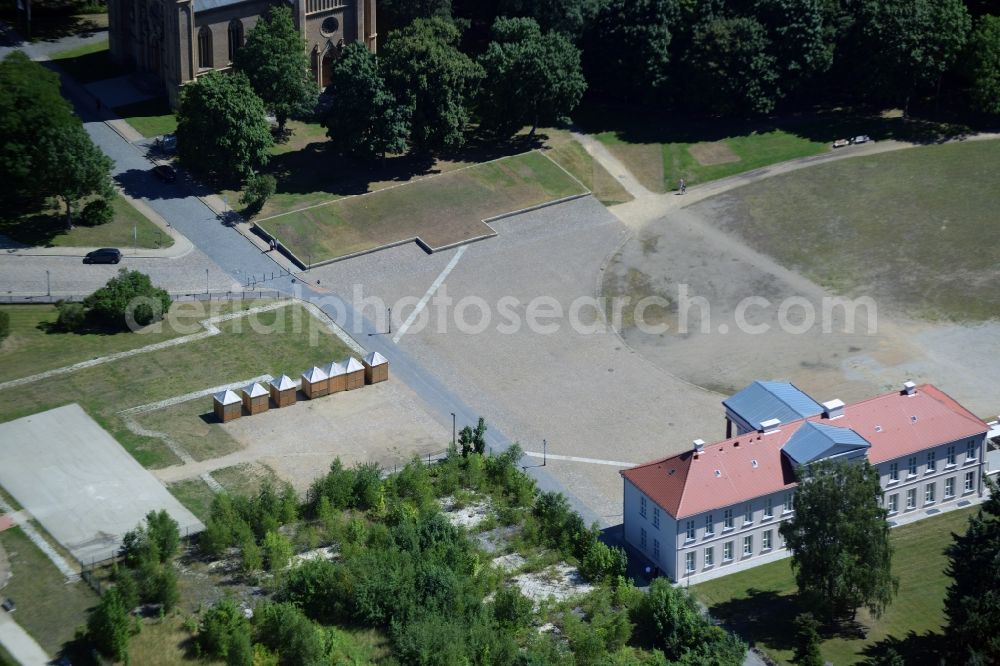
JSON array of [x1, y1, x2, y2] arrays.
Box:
[[167, 478, 217, 522], [114, 96, 178, 138], [543, 129, 632, 206], [0, 302, 356, 468], [169, 463, 281, 521], [49, 38, 122, 84], [713, 139, 1000, 321], [0, 194, 170, 249], [693, 506, 977, 665], [135, 397, 244, 463], [260, 150, 588, 264], [0, 526, 99, 655]]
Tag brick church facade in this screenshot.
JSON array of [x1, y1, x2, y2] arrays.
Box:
[[108, 0, 377, 107]]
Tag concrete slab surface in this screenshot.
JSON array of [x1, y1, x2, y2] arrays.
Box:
[[0, 404, 204, 565]]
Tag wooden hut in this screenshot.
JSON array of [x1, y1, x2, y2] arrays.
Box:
[[343, 357, 366, 391], [242, 382, 270, 415], [269, 375, 297, 408], [363, 351, 389, 384], [301, 366, 329, 399], [325, 361, 347, 395], [213, 389, 242, 422]]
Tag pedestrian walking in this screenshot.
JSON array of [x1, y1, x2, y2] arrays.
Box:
[[679, 178, 686, 194]]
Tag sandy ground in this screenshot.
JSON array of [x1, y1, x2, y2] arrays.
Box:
[[153, 380, 450, 493]]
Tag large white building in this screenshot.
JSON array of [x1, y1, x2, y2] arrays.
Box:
[[621, 381, 990, 584]]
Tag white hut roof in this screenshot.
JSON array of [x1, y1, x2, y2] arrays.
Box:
[[324, 361, 346, 377], [343, 357, 364, 373], [243, 382, 268, 398], [302, 366, 328, 382], [270, 374, 297, 391], [214, 389, 241, 405], [364, 351, 388, 367]]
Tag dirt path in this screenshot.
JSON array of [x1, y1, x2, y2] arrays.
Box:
[[571, 130, 654, 199]]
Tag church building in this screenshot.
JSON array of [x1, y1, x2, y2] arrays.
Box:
[[108, 0, 377, 107]]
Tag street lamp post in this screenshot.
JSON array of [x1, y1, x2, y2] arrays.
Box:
[[205, 269, 209, 295], [387, 307, 392, 335], [543, 439, 547, 466], [45, 270, 50, 298], [450, 412, 456, 448]]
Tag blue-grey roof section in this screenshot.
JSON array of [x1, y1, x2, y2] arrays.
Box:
[[723, 381, 824, 431], [196, 0, 250, 11], [782, 421, 871, 467]]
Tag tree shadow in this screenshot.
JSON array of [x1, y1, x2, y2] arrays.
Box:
[[706, 588, 802, 652], [114, 167, 215, 202], [0, 209, 70, 248], [860, 630, 947, 665]]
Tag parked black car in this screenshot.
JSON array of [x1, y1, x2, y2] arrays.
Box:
[[83, 248, 122, 264], [153, 164, 177, 182]]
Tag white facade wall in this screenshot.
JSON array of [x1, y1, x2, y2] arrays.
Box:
[[622, 478, 676, 577]]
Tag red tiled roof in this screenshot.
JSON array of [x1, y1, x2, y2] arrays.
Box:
[[621, 384, 987, 519]]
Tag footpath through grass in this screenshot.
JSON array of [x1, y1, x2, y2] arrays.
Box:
[[260, 150, 588, 263], [0, 302, 355, 468], [716, 139, 1000, 321], [0, 195, 169, 249], [693, 506, 976, 665]]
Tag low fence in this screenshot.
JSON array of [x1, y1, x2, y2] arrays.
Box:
[[0, 290, 288, 305]]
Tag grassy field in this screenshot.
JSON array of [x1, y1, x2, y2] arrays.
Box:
[[693, 506, 976, 665], [135, 397, 243, 462], [0, 302, 355, 468], [50, 38, 122, 84], [713, 139, 1000, 320], [0, 194, 170, 249], [543, 129, 632, 206], [260, 150, 588, 263], [0, 526, 99, 655], [114, 96, 178, 138], [167, 478, 217, 522], [168, 463, 280, 521]]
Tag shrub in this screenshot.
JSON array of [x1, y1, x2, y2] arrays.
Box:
[[79, 197, 114, 226], [198, 599, 252, 662], [579, 539, 627, 583], [55, 300, 86, 331], [83, 269, 171, 329], [493, 586, 533, 630], [239, 172, 276, 213], [262, 530, 292, 572], [0, 311, 9, 343]]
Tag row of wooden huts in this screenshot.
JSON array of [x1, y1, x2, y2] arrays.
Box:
[[213, 352, 389, 422]]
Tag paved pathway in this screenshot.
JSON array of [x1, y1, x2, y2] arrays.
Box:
[[0, 612, 50, 666]]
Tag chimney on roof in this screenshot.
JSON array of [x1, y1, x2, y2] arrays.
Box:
[[822, 399, 845, 419], [693, 439, 705, 454], [759, 418, 781, 434], [902, 380, 917, 396]]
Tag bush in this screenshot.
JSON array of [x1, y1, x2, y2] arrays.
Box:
[[0, 311, 9, 343], [55, 300, 86, 331], [198, 599, 252, 662], [579, 539, 627, 583], [83, 269, 171, 329], [239, 172, 276, 213], [493, 587, 533, 630], [78, 197, 114, 227]]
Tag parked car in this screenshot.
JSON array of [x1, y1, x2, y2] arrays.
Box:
[[157, 133, 177, 153], [1, 598, 15, 613], [83, 248, 122, 264], [832, 138, 851, 148], [152, 164, 177, 182], [851, 134, 871, 144]]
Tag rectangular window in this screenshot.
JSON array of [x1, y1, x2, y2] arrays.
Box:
[[926, 451, 936, 473], [925, 483, 936, 504], [743, 503, 753, 526], [762, 530, 772, 550], [945, 477, 955, 499], [947, 445, 956, 466], [705, 513, 714, 536], [653, 539, 660, 560], [967, 440, 977, 462], [685, 551, 696, 573], [723, 541, 733, 561], [888, 493, 898, 514], [743, 535, 753, 556], [653, 507, 660, 529], [784, 492, 794, 513], [965, 471, 975, 492], [640, 528, 647, 550], [723, 509, 734, 530], [704, 547, 714, 568], [764, 497, 773, 519], [685, 520, 695, 541], [889, 462, 899, 482], [640, 496, 647, 518], [906, 488, 916, 510], [908, 456, 917, 476]]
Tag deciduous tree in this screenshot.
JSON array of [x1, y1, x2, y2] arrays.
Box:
[[233, 5, 315, 133], [378, 0, 452, 32], [83, 269, 172, 330], [779, 459, 898, 621], [88, 587, 131, 661], [963, 15, 1000, 115]]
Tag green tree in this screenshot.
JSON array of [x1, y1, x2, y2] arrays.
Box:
[[381, 18, 484, 153], [753, 0, 833, 95], [379, 0, 453, 32], [198, 599, 252, 661], [233, 5, 315, 133], [793, 612, 824, 666], [493, 586, 534, 630], [146, 509, 181, 562], [964, 15, 1000, 115], [321, 42, 410, 158], [151, 563, 179, 611], [684, 16, 779, 115], [241, 536, 263, 576], [254, 602, 328, 666], [496, 0, 601, 39], [83, 269, 171, 330], [262, 530, 293, 572], [176, 70, 272, 180], [88, 587, 131, 661], [852, 0, 971, 112], [478, 17, 586, 136], [582, 0, 678, 102], [779, 459, 898, 621], [46, 122, 115, 229], [944, 478, 1000, 663], [239, 172, 276, 214]]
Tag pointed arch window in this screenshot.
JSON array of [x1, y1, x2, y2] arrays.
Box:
[[198, 26, 213, 69], [228, 19, 244, 62]]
